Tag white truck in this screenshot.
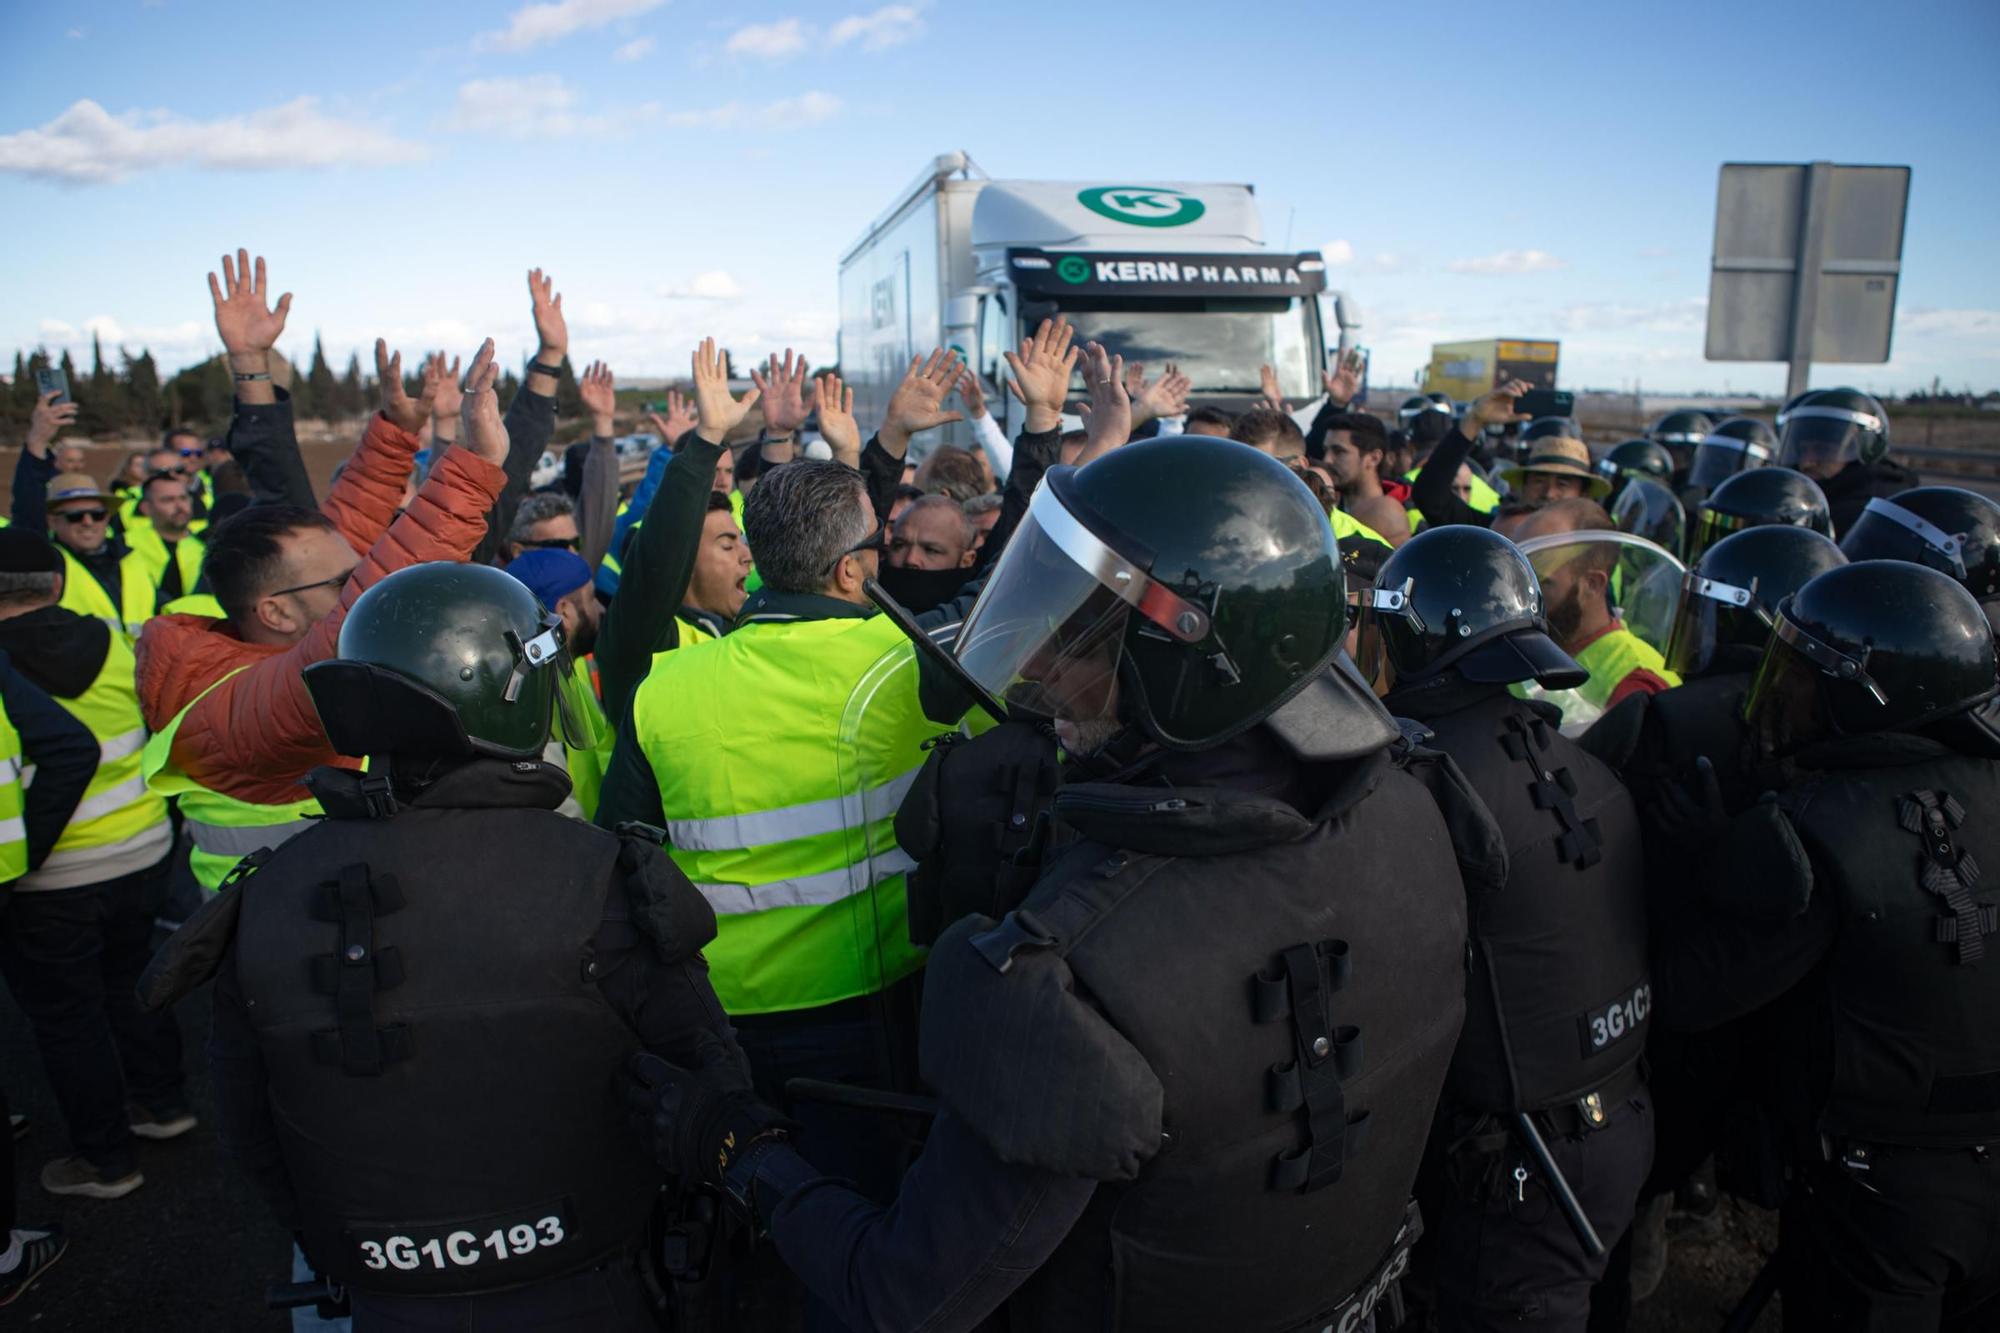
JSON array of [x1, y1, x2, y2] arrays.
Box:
[[837, 152, 1361, 454]]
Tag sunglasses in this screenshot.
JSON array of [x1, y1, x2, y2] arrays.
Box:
[[823, 521, 889, 574], [520, 536, 581, 551], [54, 508, 109, 524], [270, 567, 357, 599], [178, 448, 203, 458]]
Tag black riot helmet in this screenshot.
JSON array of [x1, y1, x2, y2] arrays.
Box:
[[1399, 393, 1455, 449], [1520, 415, 1584, 450], [1775, 386, 1889, 480], [1610, 476, 1688, 560], [1689, 466, 1832, 562], [303, 561, 572, 762], [950, 436, 1396, 759], [1684, 416, 1779, 494], [1647, 408, 1718, 471], [1598, 439, 1675, 488], [1745, 561, 1997, 751], [1838, 486, 2000, 611], [1364, 525, 1586, 689], [1664, 525, 1847, 679]]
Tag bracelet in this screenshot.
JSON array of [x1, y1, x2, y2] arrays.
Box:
[[233, 371, 272, 383], [530, 359, 564, 378]]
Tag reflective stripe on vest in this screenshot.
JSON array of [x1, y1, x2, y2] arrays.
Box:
[[630, 612, 936, 1015], [1572, 627, 1681, 711], [58, 546, 156, 641], [141, 666, 323, 891], [0, 703, 26, 881], [36, 636, 169, 871]]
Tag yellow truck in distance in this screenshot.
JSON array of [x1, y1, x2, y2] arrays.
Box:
[[1423, 338, 1560, 402]]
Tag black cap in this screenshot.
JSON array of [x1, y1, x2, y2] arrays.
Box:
[[0, 528, 63, 575]]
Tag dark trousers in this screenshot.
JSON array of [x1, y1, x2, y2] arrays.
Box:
[[1428, 1091, 1655, 1332], [1782, 1148, 2000, 1332], [1, 1083, 13, 1235], [0, 858, 184, 1176], [349, 1252, 656, 1332]]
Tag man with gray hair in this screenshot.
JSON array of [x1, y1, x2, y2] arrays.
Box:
[[503, 491, 580, 564], [598, 337, 983, 1303]]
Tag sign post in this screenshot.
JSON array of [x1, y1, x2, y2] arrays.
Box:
[[1705, 161, 1910, 398]]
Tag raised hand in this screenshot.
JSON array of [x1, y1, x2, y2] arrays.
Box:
[[428, 353, 463, 442], [1003, 317, 1080, 435], [880, 349, 966, 458], [644, 389, 697, 449], [1259, 363, 1287, 414], [814, 372, 861, 467], [26, 391, 79, 457], [1323, 348, 1366, 406], [1075, 341, 1131, 465], [208, 248, 292, 355], [749, 349, 812, 436], [376, 339, 437, 435], [1122, 360, 1146, 400], [1131, 362, 1190, 426], [691, 337, 760, 446], [579, 360, 617, 436], [956, 370, 990, 421], [1467, 378, 1535, 435], [459, 339, 509, 466], [527, 268, 567, 361]]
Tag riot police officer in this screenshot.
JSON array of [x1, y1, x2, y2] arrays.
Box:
[[1401, 391, 1457, 454], [140, 562, 745, 1329], [1649, 559, 2000, 1330], [1680, 416, 1779, 508], [1775, 386, 1918, 535], [1688, 465, 1833, 562], [626, 436, 1487, 1332], [1365, 525, 1653, 1331], [1838, 485, 2000, 631], [1646, 408, 1719, 486], [1597, 439, 1677, 509]]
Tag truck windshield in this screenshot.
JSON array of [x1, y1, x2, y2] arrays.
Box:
[[1047, 298, 1318, 398]]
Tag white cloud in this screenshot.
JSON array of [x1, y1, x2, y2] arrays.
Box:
[[66, 27, 84, 39], [1359, 252, 1413, 274], [662, 91, 841, 131], [725, 18, 808, 59], [1446, 249, 1567, 276], [829, 3, 925, 50], [1550, 299, 1707, 334], [38, 315, 212, 370], [1900, 308, 2000, 340], [612, 36, 655, 61], [1319, 239, 1354, 266], [0, 97, 425, 185], [443, 75, 656, 139], [657, 270, 744, 300], [475, 0, 668, 53]]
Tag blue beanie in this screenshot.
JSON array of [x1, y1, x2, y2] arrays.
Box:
[[502, 548, 594, 609]]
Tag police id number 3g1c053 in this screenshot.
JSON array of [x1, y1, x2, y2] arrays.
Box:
[[357, 1214, 565, 1272], [1579, 981, 1651, 1056]]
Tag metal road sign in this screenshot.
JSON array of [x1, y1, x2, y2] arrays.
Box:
[[1705, 161, 1910, 397]]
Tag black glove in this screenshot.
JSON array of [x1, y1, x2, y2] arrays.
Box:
[[1649, 754, 1730, 846], [622, 1052, 790, 1189]]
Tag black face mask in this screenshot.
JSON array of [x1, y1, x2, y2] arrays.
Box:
[[874, 563, 971, 615]]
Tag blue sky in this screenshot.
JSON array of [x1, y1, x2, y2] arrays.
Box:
[[3, 0, 1996, 396]]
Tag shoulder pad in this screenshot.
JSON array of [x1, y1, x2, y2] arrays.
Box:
[[1394, 743, 1509, 894], [1392, 715, 1435, 753], [136, 882, 243, 1012], [920, 910, 1163, 1182], [1710, 799, 1813, 923], [616, 830, 718, 962]]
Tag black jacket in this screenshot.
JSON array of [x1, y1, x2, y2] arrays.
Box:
[[0, 649, 98, 875], [1821, 456, 1920, 539]]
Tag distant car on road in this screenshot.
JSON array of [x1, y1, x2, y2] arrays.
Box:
[[615, 434, 662, 460]]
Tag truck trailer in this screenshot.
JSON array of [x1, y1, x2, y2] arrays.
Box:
[[838, 153, 1361, 453], [1421, 338, 1561, 403]]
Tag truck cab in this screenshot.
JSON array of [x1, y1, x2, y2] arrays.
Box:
[[839, 154, 1357, 455]]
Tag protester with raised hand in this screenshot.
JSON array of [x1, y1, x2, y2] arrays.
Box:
[[1070, 341, 1132, 466], [1303, 347, 1368, 458], [206, 249, 316, 510], [572, 360, 622, 570], [853, 350, 966, 533], [591, 337, 752, 733], [470, 269, 569, 567], [136, 340, 509, 894], [956, 370, 1013, 483], [1128, 361, 1192, 435], [815, 372, 862, 471], [1409, 378, 1534, 530]]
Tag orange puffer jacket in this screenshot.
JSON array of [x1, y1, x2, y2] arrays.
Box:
[[135, 415, 505, 806]]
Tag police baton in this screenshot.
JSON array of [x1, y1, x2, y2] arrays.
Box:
[[1511, 1111, 1605, 1259]]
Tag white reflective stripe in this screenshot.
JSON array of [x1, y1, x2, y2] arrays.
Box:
[[1860, 497, 1967, 574], [184, 816, 315, 857], [667, 769, 921, 853], [694, 849, 917, 916], [1785, 405, 1883, 433], [1699, 435, 1773, 461], [0, 754, 20, 784], [0, 816, 23, 846], [67, 773, 153, 826], [99, 727, 147, 765]]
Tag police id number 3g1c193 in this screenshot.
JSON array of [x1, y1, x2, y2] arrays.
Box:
[[357, 1213, 566, 1272]]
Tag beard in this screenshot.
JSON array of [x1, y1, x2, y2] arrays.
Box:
[[568, 618, 599, 659], [1547, 583, 1586, 646]]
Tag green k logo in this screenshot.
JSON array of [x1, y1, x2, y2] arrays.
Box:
[[1056, 256, 1092, 284], [1078, 186, 1206, 228]]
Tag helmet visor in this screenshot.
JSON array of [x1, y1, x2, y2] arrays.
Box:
[[1776, 412, 1874, 475], [1686, 435, 1773, 492], [1663, 570, 1766, 678], [1839, 497, 1971, 581], [1610, 478, 1688, 559], [1741, 619, 1829, 758]]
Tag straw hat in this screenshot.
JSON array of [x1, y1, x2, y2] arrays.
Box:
[[1500, 436, 1611, 500]]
